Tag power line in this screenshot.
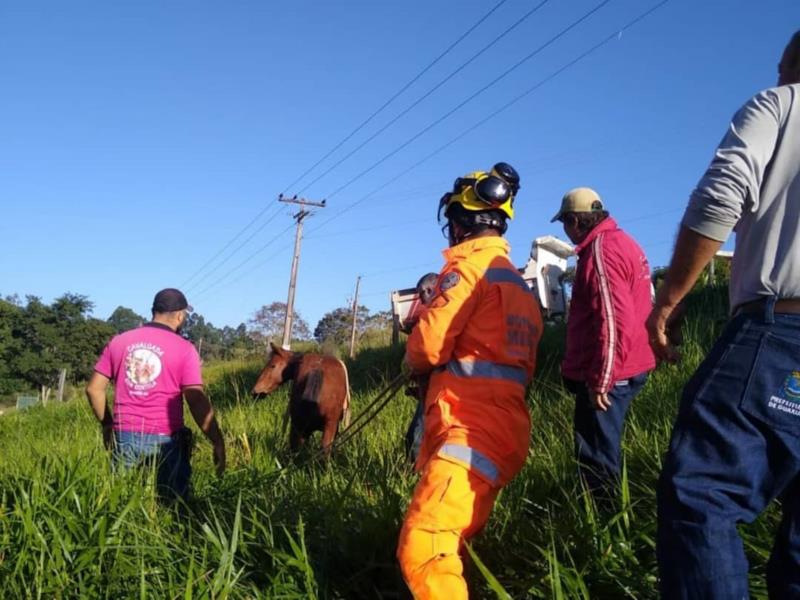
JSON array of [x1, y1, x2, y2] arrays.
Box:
[[180, 201, 284, 289], [185, 203, 285, 293], [192, 0, 671, 306], [279, 0, 512, 195], [191, 221, 296, 299], [184, 1, 514, 293], [309, 0, 669, 233], [186, 185, 438, 292], [295, 0, 551, 196], [308, 0, 614, 232], [193, 245, 292, 304], [318, 0, 612, 205], [304, 218, 428, 240]]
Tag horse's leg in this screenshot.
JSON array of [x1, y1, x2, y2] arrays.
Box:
[[289, 425, 305, 452], [321, 419, 338, 458]]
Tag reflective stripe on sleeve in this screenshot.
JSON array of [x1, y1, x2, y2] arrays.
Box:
[[446, 358, 528, 386], [485, 267, 532, 293], [438, 443, 499, 484]]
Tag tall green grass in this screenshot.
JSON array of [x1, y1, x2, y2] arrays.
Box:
[[0, 285, 777, 598]]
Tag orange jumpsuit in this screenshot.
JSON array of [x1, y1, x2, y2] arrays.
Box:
[[397, 236, 543, 599]]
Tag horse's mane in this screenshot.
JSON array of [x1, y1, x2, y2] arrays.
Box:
[[282, 351, 304, 380]]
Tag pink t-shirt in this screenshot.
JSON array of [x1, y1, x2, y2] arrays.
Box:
[[94, 323, 203, 435]]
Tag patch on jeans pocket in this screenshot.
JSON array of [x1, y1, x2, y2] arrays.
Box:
[[740, 333, 800, 435]]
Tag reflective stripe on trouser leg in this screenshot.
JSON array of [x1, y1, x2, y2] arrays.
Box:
[[438, 443, 499, 484], [397, 457, 498, 599]]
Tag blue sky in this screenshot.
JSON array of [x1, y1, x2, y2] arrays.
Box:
[[1, 0, 797, 331]]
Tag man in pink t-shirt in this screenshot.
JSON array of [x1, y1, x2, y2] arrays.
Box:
[[86, 288, 225, 500]]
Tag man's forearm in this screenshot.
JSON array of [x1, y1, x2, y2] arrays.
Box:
[[184, 387, 226, 475], [198, 413, 224, 445], [184, 389, 224, 444], [86, 388, 111, 424], [655, 226, 722, 309]]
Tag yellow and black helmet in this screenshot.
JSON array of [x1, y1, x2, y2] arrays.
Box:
[[438, 162, 520, 222]]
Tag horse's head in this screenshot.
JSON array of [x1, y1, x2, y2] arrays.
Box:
[[251, 342, 295, 397]]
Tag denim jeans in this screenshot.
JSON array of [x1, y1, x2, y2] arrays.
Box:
[[658, 302, 800, 599], [113, 428, 192, 501], [566, 372, 649, 501]]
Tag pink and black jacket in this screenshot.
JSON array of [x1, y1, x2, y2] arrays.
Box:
[[562, 217, 656, 393]]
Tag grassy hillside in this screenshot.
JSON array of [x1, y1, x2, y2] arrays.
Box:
[[0, 285, 778, 598]]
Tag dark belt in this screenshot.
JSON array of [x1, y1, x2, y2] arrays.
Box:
[[733, 298, 800, 317]]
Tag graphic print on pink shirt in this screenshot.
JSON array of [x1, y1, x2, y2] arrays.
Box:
[[125, 344, 163, 389], [95, 325, 202, 435]]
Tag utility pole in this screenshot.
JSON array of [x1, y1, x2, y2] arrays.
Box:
[[279, 194, 326, 349], [349, 275, 361, 359]]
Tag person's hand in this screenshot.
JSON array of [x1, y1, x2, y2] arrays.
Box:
[[647, 303, 683, 363], [213, 440, 226, 476], [664, 301, 687, 348], [589, 389, 611, 412]]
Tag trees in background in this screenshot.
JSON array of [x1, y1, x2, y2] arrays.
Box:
[[313, 305, 392, 351], [105, 306, 263, 361], [248, 302, 310, 349], [219, 323, 257, 358], [362, 310, 393, 348], [0, 293, 264, 398], [0, 298, 23, 396], [0, 290, 398, 398], [107, 306, 145, 333], [314, 305, 368, 346], [181, 313, 261, 360], [0, 294, 114, 399]]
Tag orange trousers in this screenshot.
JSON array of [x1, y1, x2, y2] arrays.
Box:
[[397, 457, 499, 599]]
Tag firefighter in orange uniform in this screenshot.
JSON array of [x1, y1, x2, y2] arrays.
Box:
[[397, 163, 543, 598]]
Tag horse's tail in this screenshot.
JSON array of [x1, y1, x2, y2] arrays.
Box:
[[337, 358, 351, 429]]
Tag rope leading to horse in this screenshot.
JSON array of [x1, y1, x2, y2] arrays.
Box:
[[250, 370, 557, 484], [257, 373, 409, 481], [331, 373, 408, 451]]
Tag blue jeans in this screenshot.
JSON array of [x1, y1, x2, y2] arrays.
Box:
[[113, 428, 192, 501], [658, 303, 800, 599], [567, 372, 649, 501]]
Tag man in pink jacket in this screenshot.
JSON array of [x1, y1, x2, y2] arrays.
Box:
[[552, 188, 655, 502]]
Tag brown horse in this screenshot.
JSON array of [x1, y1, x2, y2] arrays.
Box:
[[252, 342, 351, 455]]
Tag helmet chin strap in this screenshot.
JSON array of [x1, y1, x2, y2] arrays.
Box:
[[471, 212, 506, 230]]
